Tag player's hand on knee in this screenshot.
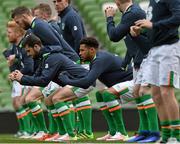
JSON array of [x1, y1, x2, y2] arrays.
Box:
[[14, 70, 23, 81], [9, 72, 16, 81]]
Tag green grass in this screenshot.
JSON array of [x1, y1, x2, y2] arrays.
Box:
[[0, 132, 135, 143]]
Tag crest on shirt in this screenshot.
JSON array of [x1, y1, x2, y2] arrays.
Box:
[[62, 23, 65, 30], [45, 64, 49, 69], [73, 26, 78, 31]]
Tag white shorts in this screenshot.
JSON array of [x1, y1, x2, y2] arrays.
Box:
[[67, 85, 94, 98], [11, 81, 29, 98], [112, 80, 134, 103], [141, 41, 180, 88], [42, 81, 61, 97], [134, 58, 148, 86]]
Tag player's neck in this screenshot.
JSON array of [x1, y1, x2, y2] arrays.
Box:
[[121, 2, 133, 13], [15, 37, 22, 46]]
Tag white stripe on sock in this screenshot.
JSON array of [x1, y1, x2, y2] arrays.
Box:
[[50, 109, 57, 114], [31, 105, 41, 113], [98, 102, 106, 108], [57, 105, 68, 113], [106, 100, 119, 107], [143, 98, 154, 105], [76, 100, 91, 108], [69, 104, 74, 108]]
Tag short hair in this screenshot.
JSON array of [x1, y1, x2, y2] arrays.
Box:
[[7, 21, 25, 36], [53, 0, 71, 4], [11, 6, 32, 18], [68, 0, 71, 4], [117, 0, 132, 4], [22, 34, 42, 48], [33, 3, 52, 17], [80, 37, 99, 49]]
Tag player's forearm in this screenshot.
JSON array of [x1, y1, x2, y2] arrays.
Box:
[[107, 17, 128, 42], [20, 75, 49, 87]]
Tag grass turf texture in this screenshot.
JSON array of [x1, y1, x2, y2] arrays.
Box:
[[0, 132, 134, 143]]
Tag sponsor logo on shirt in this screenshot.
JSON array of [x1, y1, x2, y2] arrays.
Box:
[[155, 0, 160, 3], [62, 23, 65, 30], [74, 26, 78, 31], [45, 63, 49, 69]]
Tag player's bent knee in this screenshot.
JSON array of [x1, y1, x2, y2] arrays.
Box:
[[96, 91, 103, 102], [44, 96, 53, 105], [133, 88, 139, 98], [102, 91, 116, 102], [25, 95, 34, 104], [139, 86, 151, 96], [52, 94, 63, 103]]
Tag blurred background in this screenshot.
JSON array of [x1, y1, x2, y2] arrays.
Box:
[[0, 0, 179, 112]]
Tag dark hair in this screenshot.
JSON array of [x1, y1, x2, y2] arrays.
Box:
[[22, 33, 42, 48], [11, 6, 32, 18], [118, 0, 132, 4], [33, 3, 52, 17], [53, 0, 71, 4], [68, 0, 71, 4], [80, 37, 99, 49]]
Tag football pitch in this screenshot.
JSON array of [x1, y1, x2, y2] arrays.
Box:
[[0, 132, 134, 143]]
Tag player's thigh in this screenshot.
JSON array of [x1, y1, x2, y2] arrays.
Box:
[[151, 85, 162, 105], [132, 84, 140, 98], [139, 85, 151, 96], [52, 85, 76, 102], [11, 81, 22, 98], [42, 81, 61, 98], [25, 86, 43, 102], [159, 42, 180, 88], [73, 86, 94, 99], [141, 51, 159, 87], [111, 80, 134, 103]]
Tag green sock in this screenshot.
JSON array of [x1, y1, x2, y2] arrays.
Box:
[[109, 106, 127, 135], [55, 102, 75, 137], [47, 112, 57, 134], [16, 111, 24, 133], [96, 91, 116, 136], [135, 97, 149, 132], [22, 105, 32, 133], [170, 120, 180, 141], [47, 105, 66, 135], [28, 102, 47, 132], [16, 107, 28, 132], [23, 113, 31, 133], [103, 91, 127, 135], [28, 112, 40, 132], [161, 121, 171, 142], [16, 116, 24, 132], [76, 110, 84, 133], [74, 99, 83, 133], [101, 108, 116, 136], [141, 95, 159, 132], [47, 105, 58, 134], [76, 96, 92, 135], [67, 102, 75, 129]]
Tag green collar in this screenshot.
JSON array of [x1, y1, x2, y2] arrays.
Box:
[[42, 53, 50, 59]]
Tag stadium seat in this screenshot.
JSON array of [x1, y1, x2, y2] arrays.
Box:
[[0, 0, 36, 110]]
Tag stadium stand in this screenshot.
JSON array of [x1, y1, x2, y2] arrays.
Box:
[[0, 0, 179, 111], [0, 0, 36, 111], [73, 0, 126, 56]]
